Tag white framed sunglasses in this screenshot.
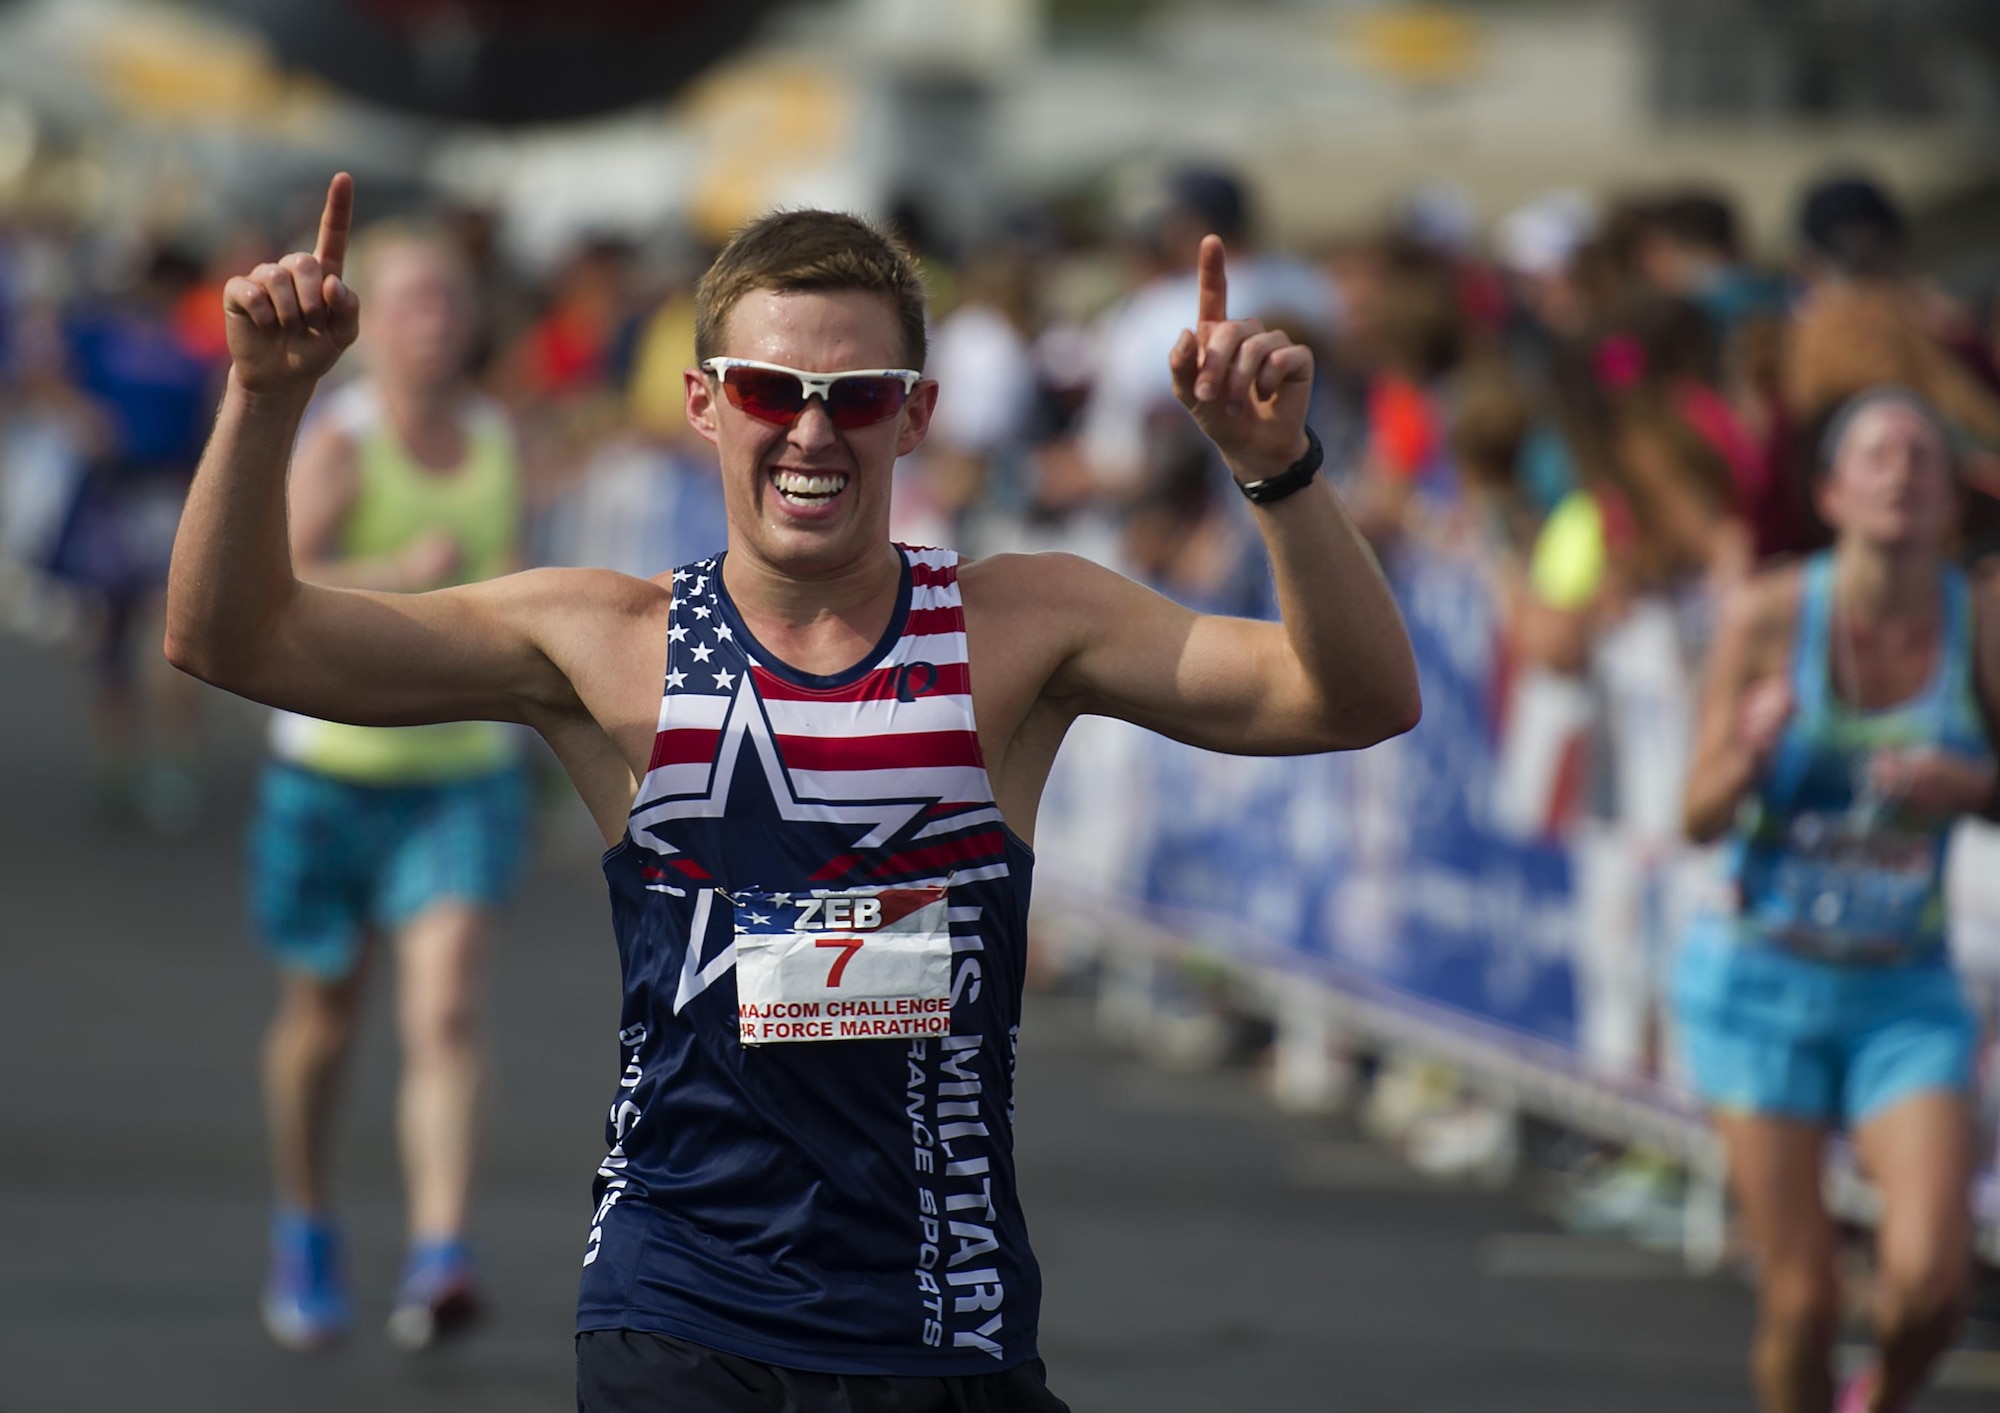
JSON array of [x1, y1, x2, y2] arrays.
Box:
[[700, 357, 923, 430]]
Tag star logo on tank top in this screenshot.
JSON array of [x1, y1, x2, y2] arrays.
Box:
[[632, 559, 935, 862], [632, 557, 985, 1012]]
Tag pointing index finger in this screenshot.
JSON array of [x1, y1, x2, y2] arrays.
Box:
[[1196, 234, 1228, 328], [314, 172, 354, 279]]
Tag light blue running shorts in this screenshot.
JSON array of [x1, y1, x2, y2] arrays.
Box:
[[247, 762, 529, 981], [1671, 919, 1979, 1127]]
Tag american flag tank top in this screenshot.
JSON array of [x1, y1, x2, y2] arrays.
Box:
[[579, 545, 1043, 1376]]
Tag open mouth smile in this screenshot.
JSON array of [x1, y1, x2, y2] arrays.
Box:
[[770, 467, 851, 511]]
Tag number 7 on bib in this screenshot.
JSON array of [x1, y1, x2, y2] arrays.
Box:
[[734, 885, 953, 1044]]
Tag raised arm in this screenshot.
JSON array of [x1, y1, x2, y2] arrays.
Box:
[[1977, 581, 2000, 823], [1683, 572, 1795, 843], [162, 174, 584, 731], [1039, 236, 1419, 753]]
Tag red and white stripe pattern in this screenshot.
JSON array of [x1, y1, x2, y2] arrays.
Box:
[[627, 549, 1011, 886]]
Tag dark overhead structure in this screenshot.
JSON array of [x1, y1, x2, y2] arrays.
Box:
[[209, 0, 803, 125], [1649, 0, 2000, 121]]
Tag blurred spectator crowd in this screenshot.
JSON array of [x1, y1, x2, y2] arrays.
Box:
[[11, 156, 2000, 953], [8, 153, 2000, 1247]]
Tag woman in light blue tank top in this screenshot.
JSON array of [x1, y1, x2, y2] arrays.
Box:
[[1676, 389, 1990, 1413]]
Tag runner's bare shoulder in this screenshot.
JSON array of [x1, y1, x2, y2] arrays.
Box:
[[957, 550, 1125, 617], [483, 564, 675, 643], [496, 563, 670, 607]]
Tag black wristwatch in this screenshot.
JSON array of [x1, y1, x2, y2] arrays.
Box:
[[1235, 426, 1323, 506]]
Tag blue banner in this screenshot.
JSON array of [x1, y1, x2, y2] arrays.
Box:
[[1119, 548, 1578, 1046]]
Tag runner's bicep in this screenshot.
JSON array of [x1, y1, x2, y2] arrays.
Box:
[[1972, 584, 2000, 813], [286, 424, 357, 567], [1154, 614, 1337, 751], [1683, 576, 1781, 838], [1056, 566, 1333, 752], [1691, 585, 1766, 764], [252, 574, 569, 727]]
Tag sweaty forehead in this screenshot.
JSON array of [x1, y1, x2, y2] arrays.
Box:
[[370, 243, 470, 301], [1822, 387, 1949, 468], [720, 288, 908, 371]]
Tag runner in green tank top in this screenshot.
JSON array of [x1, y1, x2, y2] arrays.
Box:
[[245, 222, 528, 1352], [271, 372, 520, 780]]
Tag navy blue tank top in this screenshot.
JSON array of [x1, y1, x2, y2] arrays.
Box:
[[578, 546, 1043, 1376]]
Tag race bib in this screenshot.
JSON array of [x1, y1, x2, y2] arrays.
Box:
[[1762, 811, 1936, 958], [733, 885, 952, 1045]]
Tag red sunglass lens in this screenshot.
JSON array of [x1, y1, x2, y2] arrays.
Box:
[[720, 367, 910, 429], [826, 376, 911, 429], [721, 366, 806, 424]]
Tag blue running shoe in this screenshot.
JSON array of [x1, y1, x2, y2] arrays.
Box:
[[261, 1210, 350, 1350], [386, 1237, 482, 1350]]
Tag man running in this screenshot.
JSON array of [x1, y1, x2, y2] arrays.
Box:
[[246, 221, 529, 1350], [166, 174, 1419, 1409]]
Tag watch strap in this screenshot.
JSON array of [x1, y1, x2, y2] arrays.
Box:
[[1236, 426, 1323, 505]]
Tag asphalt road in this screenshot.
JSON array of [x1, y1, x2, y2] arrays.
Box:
[[1, 633, 1992, 1413]]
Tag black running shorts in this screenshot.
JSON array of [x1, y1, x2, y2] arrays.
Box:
[[576, 1330, 1072, 1413]]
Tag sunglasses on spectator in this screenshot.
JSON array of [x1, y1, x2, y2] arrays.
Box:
[[701, 358, 923, 431]]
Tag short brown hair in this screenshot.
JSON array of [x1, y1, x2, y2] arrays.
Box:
[[1448, 360, 1530, 488], [347, 219, 470, 298], [695, 210, 928, 370]]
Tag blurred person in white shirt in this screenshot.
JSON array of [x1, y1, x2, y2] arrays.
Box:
[[899, 241, 1041, 551], [1079, 165, 1336, 493]]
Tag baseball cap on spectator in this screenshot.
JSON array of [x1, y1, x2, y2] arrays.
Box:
[[1396, 181, 1479, 259], [1496, 190, 1598, 279], [1645, 189, 1742, 261], [1158, 164, 1249, 245], [1797, 172, 1907, 277]]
